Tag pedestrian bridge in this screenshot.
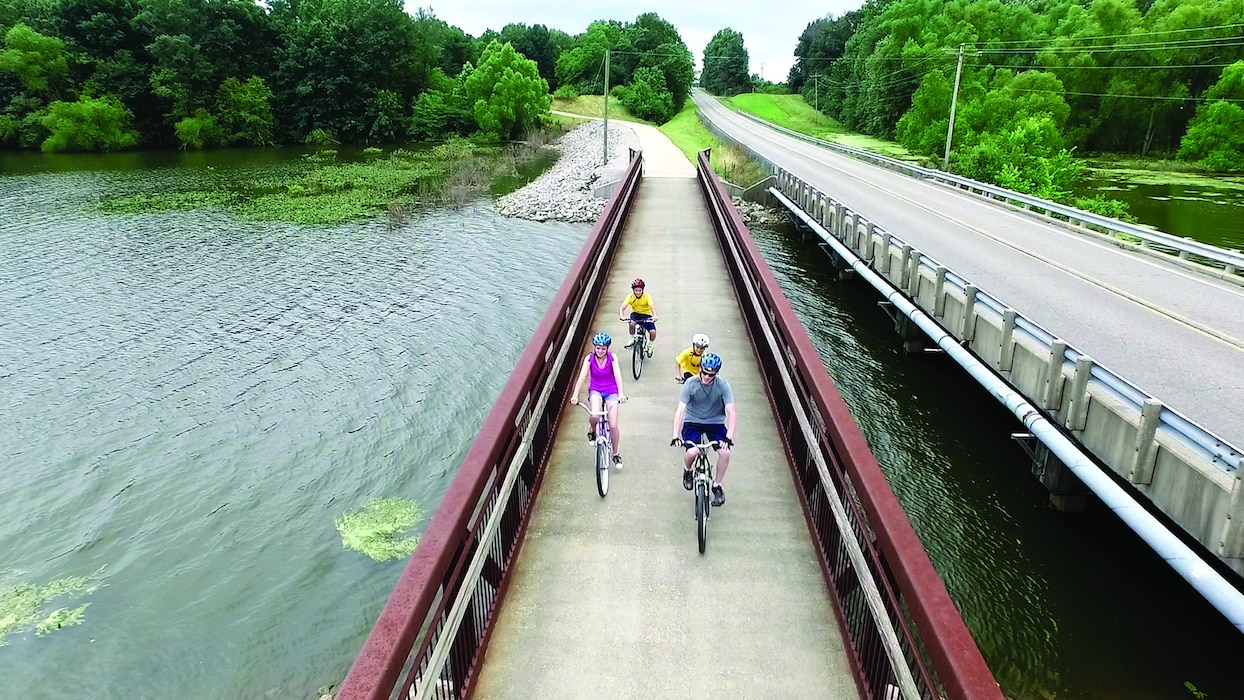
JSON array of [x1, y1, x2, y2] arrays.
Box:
[[333, 141, 1001, 698]]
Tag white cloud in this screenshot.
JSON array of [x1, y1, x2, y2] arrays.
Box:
[[411, 0, 863, 83]]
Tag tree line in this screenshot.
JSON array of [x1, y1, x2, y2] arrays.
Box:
[[0, 0, 698, 152], [785, 0, 1244, 190]]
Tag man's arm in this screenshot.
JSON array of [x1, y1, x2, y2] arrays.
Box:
[[724, 402, 737, 442], [618, 295, 631, 319], [671, 402, 688, 443]]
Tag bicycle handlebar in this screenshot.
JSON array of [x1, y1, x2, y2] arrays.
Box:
[[670, 438, 731, 449], [572, 398, 627, 417]]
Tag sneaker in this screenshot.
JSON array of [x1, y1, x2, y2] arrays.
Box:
[[612, 454, 623, 468], [645, 345, 654, 358], [682, 468, 694, 491], [711, 484, 726, 507], [587, 430, 596, 444]]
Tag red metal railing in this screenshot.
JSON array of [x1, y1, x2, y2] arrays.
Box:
[[696, 150, 1002, 700], [337, 154, 644, 700]]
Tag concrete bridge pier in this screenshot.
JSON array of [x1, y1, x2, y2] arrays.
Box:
[[1016, 435, 1090, 512]]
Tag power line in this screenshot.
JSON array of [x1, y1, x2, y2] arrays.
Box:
[[1006, 86, 1244, 102], [967, 61, 1237, 70], [978, 36, 1244, 55], [977, 21, 1244, 47]]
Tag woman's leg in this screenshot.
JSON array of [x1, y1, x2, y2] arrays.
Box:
[[607, 399, 621, 456], [589, 391, 603, 434]]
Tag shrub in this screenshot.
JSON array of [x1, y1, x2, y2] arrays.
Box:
[[39, 94, 137, 152], [174, 109, 226, 149], [619, 66, 674, 123], [553, 84, 578, 99]]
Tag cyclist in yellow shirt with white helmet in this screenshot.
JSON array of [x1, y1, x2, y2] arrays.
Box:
[[674, 333, 710, 383]]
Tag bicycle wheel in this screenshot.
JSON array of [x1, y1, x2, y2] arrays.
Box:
[[695, 479, 708, 553], [632, 337, 644, 379], [595, 440, 610, 497]]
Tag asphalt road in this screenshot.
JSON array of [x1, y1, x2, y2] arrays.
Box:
[[696, 92, 1244, 453]]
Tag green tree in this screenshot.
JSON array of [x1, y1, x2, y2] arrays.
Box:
[[702, 28, 750, 96], [216, 75, 272, 145], [555, 20, 626, 94], [367, 88, 404, 142], [464, 40, 549, 139], [643, 40, 694, 110], [39, 92, 136, 151], [499, 23, 559, 88], [0, 22, 67, 96], [173, 107, 223, 148], [619, 64, 673, 121], [1178, 61, 1244, 170], [269, 0, 429, 142]]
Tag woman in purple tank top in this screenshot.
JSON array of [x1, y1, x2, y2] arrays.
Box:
[[570, 331, 628, 467]]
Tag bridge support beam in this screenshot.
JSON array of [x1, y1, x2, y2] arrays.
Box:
[[1016, 436, 1089, 512]]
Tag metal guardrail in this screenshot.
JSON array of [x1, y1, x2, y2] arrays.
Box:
[[698, 150, 1003, 700], [699, 108, 1244, 475], [726, 106, 1244, 273], [336, 154, 644, 700]]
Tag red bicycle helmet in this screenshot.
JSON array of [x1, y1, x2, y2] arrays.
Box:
[[631, 278, 645, 289]]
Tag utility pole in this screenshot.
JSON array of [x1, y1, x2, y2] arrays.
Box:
[[942, 44, 965, 171], [603, 49, 609, 166], [812, 74, 819, 113]]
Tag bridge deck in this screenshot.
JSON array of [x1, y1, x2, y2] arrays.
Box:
[[472, 167, 858, 697]]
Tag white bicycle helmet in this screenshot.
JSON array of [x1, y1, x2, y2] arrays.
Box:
[[691, 333, 710, 348]]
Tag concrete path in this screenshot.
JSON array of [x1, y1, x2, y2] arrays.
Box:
[[552, 110, 696, 178], [472, 174, 857, 698]]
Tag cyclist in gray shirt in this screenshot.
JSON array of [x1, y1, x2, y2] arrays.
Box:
[[669, 353, 736, 506]]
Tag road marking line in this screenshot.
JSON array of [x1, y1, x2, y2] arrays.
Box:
[[709, 104, 1244, 353]]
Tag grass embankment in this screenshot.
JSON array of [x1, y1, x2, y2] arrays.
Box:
[[659, 100, 769, 187], [727, 93, 925, 164], [551, 96, 651, 124], [100, 136, 560, 225]]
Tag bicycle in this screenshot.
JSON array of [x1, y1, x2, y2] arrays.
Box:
[[672, 435, 727, 553], [621, 317, 653, 380], [576, 400, 622, 497]]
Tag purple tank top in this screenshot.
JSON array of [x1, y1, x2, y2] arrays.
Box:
[[588, 352, 619, 395]]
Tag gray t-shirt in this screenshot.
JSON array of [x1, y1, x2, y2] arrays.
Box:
[[679, 376, 734, 424]]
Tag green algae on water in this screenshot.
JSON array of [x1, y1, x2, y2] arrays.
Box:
[[335, 498, 425, 562], [0, 569, 103, 645], [35, 604, 89, 636], [98, 139, 503, 225]]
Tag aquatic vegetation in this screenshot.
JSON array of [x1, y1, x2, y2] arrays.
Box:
[[96, 139, 540, 225], [35, 604, 89, 635], [335, 498, 425, 562], [0, 570, 103, 645]]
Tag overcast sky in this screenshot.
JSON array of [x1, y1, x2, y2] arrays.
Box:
[[413, 0, 863, 83]]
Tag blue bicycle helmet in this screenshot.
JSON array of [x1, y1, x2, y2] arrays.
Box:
[[700, 353, 722, 372], [592, 332, 612, 347]]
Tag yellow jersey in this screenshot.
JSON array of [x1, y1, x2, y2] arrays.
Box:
[[625, 291, 654, 316], [676, 346, 704, 375]]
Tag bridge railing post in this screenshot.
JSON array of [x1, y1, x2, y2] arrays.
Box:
[[960, 284, 978, 341], [907, 251, 923, 298], [1043, 340, 1067, 410], [1068, 355, 1093, 431], [932, 266, 947, 317], [1128, 399, 1162, 484], [998, 309, 1017, 372]]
